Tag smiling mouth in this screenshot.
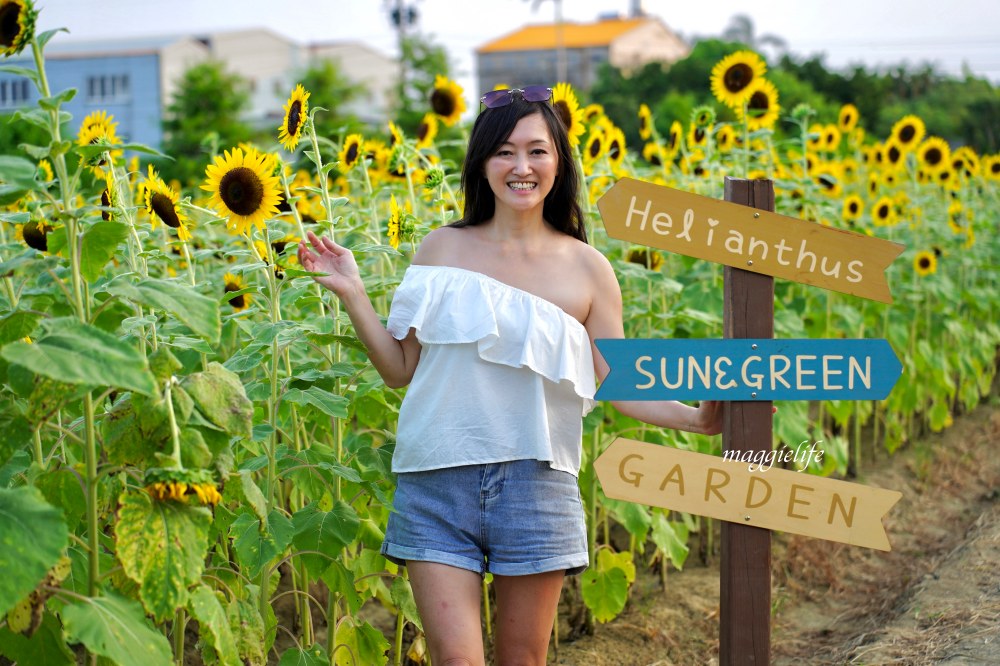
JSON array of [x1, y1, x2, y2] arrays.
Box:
[[508, 182, 537, 191]]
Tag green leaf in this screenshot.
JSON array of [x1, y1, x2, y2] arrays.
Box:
[[596, 548, 636, 584], [283, 386, 349, 418], [188, 585, 240, 666], [79, 221, 129, 282], [223, 470, 268, 525], [320, 560, 364, 616], [0, 310, 42, 346], [0, 156, 39, 190], [0, 410, 32, 466], [0, 487, 69, 617], [114, 491, 212, 622], [389, 576, 421, 629], [106, 276, 221, 344], [279, 644, 329, 666], [334, 617, 389, 666], [37, 88, 77, 111], [230, 509, 294, 579], [34, 467, 87, 532], [1, 317, 157, 396], [650, 512, 689, 570], [226, 597, 267, 665], [580, 565, 628, 624], [182, 363, 253, 436], [291, 501, 360, 579], [0, 611, 74, 665], [0, 65, 40, 86], [37, 28, 69, 50], [61, 593, 172, 666]]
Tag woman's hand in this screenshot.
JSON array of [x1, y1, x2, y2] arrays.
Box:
[[297, 230, 362, 299], [695, 400, 723, 436]]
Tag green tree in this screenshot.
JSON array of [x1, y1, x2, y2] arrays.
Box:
[[294, 59, 366, 145], [158, 60, 254, 185], [395, 32, 451, 133]]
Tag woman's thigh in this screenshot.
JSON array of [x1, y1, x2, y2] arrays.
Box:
[[407, 561, 486, 666]]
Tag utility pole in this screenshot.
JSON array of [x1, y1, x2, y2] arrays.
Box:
[[385, 0, 420, 105]]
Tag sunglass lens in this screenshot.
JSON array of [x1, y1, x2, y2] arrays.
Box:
[[521, 86, 552, 102], [481, 90, 511, 108]]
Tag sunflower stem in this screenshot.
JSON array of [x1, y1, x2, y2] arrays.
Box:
[[164, 377, 184, 470]]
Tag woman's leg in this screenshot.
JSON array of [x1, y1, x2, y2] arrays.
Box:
[[491, 570, 565, 666], [407, 561, 486, 666]]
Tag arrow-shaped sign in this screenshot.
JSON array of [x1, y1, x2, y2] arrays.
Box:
[[595, 437, 902, 551], [595, 338, 902, 401], [597, 178, 905, 303]]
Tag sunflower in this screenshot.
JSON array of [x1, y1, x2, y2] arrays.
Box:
[[687, 122, 709, 150], [917, 136, 951, 174], [626, 246, 664, 271], [822, 124, 841, 152], [338, 133, 364, 171], [637, 103, 653, 141], [842, 194, 863, 223], [983, 154, 1000, 181], [951, 146, 979, 178], [812, 163, 842, 197], [866, 172, 880, 197], [36, 158, 53, 183], [692, 105, 716, 129], [77, 119, 122, 176], [715, 125, 736, 153], [642, 141, 666, 165], [838, 103, 859, 133], [551, 82, 585, 148], [277, 84, 309, 151], [387, 194, 402, 250], [806, 123, 825, 152], [737, 78, 780, 131], [223, 272, 250, 311], [201, 147, 282, 235], [947, 201, 966, 233], [605, 125, 626, 169], [913, 250, 936, 277], [581, 103, 604, 125], [14, 218, 50, 251], [415, 113, 438, 150], [890, 114, 925, 151], [710, 50, 767, 109], [388, 121, 404, 149], [666, 120, 683, 157], [100, 168, 118, 221], [145, 165, 191, 240], [882, 140, 906, 171], [0, 0, 36, 57], [430, 74, 466, 126], [871, 195, 896, 226], [582, 127, 606, 167]]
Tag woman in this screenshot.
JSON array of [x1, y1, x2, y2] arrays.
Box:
[[298, 87, 721, 665]]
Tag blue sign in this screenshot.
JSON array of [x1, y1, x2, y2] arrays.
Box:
[[595, 338, 902, 401]]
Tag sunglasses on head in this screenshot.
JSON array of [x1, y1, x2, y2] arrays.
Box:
[[480, 85, 553, 109]]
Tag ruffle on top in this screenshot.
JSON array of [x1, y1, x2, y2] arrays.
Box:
[[387, 265, 597, 412]]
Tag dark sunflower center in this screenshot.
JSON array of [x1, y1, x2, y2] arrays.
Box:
[[430, 89, 456, 117], [724, 64, 753, 93], [588, 138, 601, 159], [609, 140, 621, 160], [843, 112, 855, 125], [693, 128, 705, 143], [748, 91, 769, 113], [23, 221, 48, 251], [286, 101, 302, 136], [918, 256, 931, 269], [648, 153, 661, 166], [898, 124, 915, 143], [225, 281, 244, 308], [272, 241, 287, 255], [0, 4, 20, 48], [669, 131, 679, 150], [276, 194, 291, 213], [101, 189, 112, 221], [219, 167, 264, 216], [346, 142, 359, 165], [818, 175, 836, 191], [151, 192, 181, 228], [554, 100, 572, 129], [924, 147, 942, 166], [417, 121, 430, 142], [877, 204, 889, 218], [991, 162, 1000, 175], [848, 201, 859, 214], [696, 112, 710, 126], [887, 145, 902, 163]]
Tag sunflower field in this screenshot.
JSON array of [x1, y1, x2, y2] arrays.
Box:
[[0, 3, 998, 664]]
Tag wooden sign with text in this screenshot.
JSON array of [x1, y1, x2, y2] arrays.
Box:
[[595, 437, 902, 551], [595, 338, 903, 401], [596, 178, 905, 303]]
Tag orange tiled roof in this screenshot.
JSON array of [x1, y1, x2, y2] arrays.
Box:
[[477, 17, 648, 53]]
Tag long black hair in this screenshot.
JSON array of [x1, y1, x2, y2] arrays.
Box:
[[450, 95, 587, 243]]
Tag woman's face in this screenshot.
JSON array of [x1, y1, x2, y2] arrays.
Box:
[[484, 112, 558, 216]]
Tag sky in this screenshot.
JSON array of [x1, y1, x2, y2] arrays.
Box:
[[35, 0, 1000, 104]]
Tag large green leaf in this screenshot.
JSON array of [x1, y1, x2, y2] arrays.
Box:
[[182, 363, 253, 436], [0, 611, 74, 665], [230, 509, 294, 579], [283, 386, 349, 418], [33, 468, 87, 532], [0, 487, 69, 617], [291, 501, 360, 579], [0, 156, 39, 190], [107, 276, 221, 344], [80, 221, 129, 282], [0, 310, 41, 346], [333, 617, 389, 666], [279, 644, 329, 666], [580, 565, 628, 624], [115, 491, 212, 622], [1, 318, 156, 397], [188, 585, 240, 666], [650, 512, 690, 571], [61, 593, 172, 666], [226, 596, 266, 665]]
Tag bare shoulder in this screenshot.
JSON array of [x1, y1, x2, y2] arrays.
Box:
[[574, 241, 620, 293], [411, 226, 469, 265]]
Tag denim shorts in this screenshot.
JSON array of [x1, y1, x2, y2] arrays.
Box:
[[381, 459, 590, 576]]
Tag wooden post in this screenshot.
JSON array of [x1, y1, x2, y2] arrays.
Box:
[[720, 177, 774, 665]]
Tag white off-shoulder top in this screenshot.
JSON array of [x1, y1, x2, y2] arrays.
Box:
[[386, 265, 597, 476]]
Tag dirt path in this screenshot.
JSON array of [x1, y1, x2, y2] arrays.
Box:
[[551, 400, 1000, 665]]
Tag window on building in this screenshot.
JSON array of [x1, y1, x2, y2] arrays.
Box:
[[86, 74, 130, 103], [0, 78, 31, 108]]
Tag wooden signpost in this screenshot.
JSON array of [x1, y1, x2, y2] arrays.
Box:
[[597, 177, 904, 303], [595, 177, 905, 665]]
